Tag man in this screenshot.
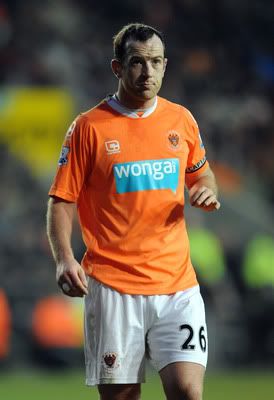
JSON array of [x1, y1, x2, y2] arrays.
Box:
[[47, 23, 220, 400]]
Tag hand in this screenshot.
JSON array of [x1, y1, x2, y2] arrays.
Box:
[[188, 184, 221, 212], [56, 258, 88, 297]]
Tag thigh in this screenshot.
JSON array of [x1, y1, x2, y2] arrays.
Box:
[[98, 383, 141, 400], [148, 287, 208, 372], [84, 278, 146, 386], [159, 361, 205, 400]]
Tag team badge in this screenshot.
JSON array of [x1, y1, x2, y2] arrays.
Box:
[[101, 352, 120, 374], [166, 130, 182, 151], [104, 352, 117, 367], [58, 146, 70, 166]]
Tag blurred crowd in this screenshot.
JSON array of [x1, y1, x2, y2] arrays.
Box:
[[1, 0, 273, 200], [0, 0, 274, 369]]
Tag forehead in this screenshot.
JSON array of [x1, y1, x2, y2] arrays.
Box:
[[125, 35, 164, 58]]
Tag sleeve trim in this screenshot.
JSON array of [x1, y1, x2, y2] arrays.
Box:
[[186, 156, 207, 173], [48, 188, 77, 203]]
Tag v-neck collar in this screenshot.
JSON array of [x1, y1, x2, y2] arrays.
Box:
[[107, 94, 158, 119]]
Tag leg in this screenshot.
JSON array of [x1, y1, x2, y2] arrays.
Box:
[[159, 361, 205, 400], [98, 383, 141, 400], [84, 280, 146, 388], [147, 288, 208, 399]]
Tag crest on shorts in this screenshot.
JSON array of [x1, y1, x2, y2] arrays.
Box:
[[101, 352, 120, 376], [103, 352, 117, 368], [166, 130, 182, 150]]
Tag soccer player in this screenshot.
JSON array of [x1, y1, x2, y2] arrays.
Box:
[[47, 23, 220, 400]]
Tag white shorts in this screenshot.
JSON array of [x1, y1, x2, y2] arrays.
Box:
[[84, 278, 208, 386]]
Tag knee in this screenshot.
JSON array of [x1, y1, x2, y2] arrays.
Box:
[[181, 382, 203, 400], [98, 383, 141, 400], [165, 382, 203, 400]]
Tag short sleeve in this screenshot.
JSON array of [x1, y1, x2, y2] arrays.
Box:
[[49, 115, 93, 202], [183, 108, 209, 185]]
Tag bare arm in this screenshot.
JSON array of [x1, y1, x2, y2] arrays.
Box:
[[47, 197, 88, 297], [186, 167, 221, 212]]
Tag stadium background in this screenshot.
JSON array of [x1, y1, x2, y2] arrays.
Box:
[[0, 0, 274, 398]]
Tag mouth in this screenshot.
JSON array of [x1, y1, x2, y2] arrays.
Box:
[[137, 82, 154, 89]]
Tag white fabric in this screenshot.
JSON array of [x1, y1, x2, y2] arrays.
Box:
[[84, 278, 208, 386], [107, 94, 158, 118]]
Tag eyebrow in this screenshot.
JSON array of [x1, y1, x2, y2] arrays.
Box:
[[128, 54, 164, 60]]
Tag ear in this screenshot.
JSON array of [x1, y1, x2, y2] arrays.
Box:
[[163, 58, 168, 76], [111, 59, 122, 79]]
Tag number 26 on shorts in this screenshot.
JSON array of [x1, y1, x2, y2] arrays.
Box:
[[180, 324, 207, 352]]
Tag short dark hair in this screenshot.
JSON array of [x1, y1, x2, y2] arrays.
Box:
[[113, 23, 165, 62]]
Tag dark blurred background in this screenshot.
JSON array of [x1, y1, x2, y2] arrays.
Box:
[[0, 0, 274, 375]]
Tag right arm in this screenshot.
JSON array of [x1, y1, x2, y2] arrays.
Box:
[[46, 197, 88, 297]]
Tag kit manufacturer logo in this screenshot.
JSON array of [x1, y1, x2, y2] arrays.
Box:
[[105, 140, 120, 154]]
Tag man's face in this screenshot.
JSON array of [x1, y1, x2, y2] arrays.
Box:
[[118, 35, 167, 102]]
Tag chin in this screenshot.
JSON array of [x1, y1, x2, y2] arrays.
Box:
[[138, 90, 157, 100]]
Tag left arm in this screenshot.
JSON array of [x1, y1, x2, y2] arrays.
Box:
[[186, 166, 221, 212]]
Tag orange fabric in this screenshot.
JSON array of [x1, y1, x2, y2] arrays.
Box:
[[32, 296, 83, 347], [0, 290, 11, 358], [49, 96, 208, 295]]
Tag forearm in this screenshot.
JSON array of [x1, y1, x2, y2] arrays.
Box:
[[46, 197, 75, 264], [189, 168, 218, 196], [187, 167, 220, 212], [47, 197, 88, 297]]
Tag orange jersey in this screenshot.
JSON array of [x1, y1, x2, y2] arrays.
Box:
[[49, 96, 209, 295]]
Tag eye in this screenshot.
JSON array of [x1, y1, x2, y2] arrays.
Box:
[[130, 58, 143, 66], [153, 58, 162, 65]]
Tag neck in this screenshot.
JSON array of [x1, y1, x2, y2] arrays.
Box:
[[116, 86, 156, 110]]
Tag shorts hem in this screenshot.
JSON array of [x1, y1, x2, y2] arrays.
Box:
[[155, 357, 207, 372], [86, 377, 146, 386]]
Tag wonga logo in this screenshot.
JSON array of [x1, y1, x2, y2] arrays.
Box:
[[113, 158, 179, 194]]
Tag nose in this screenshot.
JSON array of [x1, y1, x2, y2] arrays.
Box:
[[142, 61, 153, 77]]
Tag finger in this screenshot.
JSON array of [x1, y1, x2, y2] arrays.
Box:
[[60, 279, 75, 296], [78, 268, 88, 288], [190, 187, 206, 204], [66, 289, 85, 297], [191, 191, 213, 207], [58, 273, 74, 289], [60, 281, 85, 297], [63, 287, 85, 298], [205, 199, 220, 209], [195, 191, 214, 206], [203, 195, 218, 207], [68, 270, 88, 295], [201, 200, 221, 212]]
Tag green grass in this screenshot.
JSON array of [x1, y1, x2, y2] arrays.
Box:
[[0, 369, 273, 399]]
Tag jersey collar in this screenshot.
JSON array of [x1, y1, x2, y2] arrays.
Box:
[[107, 94, 158, 119]]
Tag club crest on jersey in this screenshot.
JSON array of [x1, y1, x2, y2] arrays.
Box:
[[58, 146, 70, 166], [167, 130, 182, 151]]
